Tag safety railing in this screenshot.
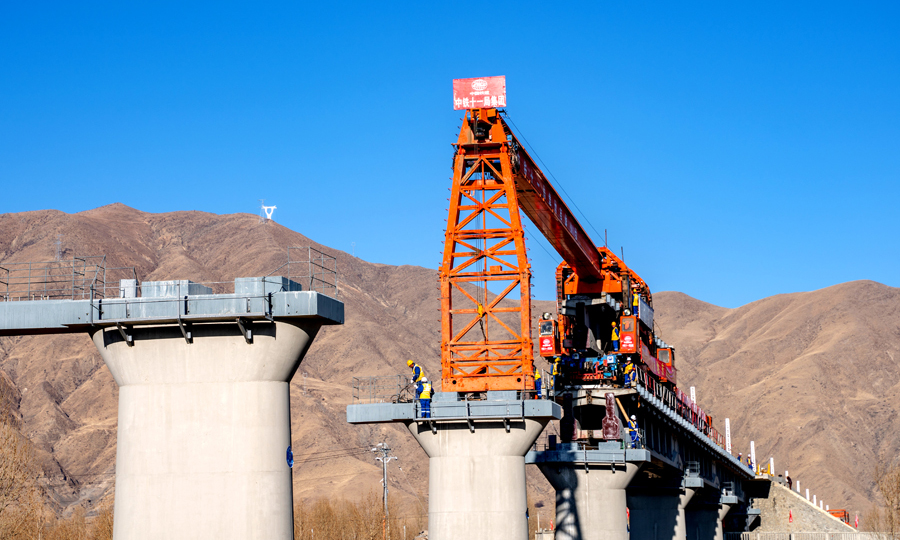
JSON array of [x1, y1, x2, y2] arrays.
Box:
[[0, 256, 140, 301], [686, 461, 701, 476], [724, 534, 882, 540], [2, 248, 335, 302], [267, 247, 338, 297], [352, 375, 414, 404], [636, 368, 726, 451]]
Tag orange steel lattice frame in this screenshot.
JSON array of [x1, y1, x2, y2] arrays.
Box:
[[440, 109, 534, 392]]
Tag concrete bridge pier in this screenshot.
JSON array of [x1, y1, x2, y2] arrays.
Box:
[[348, 391, 560, 540], [93, 319, 322, 540], [0, 276, 344, 540], [716, 501, 734, 540], [685, 490, 728, 540], [408, 418, 548, 540], [536, 462, 640, 540], [627, 487, 696, 540]]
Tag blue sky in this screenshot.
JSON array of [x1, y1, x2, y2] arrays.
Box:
[[1, 2, 898, 308]]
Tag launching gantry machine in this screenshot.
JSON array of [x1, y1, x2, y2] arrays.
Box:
[[350, 76, 562, 540], [441, 78, 609, 394]]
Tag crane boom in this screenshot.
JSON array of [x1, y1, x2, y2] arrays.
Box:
[[506, 130, 604, 282], [441, 104, 650, 392]]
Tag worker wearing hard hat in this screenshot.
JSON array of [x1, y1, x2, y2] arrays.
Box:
[[419, 377, 432, 418], [534, 365, 542, 399], [627, 415, 640, 448], [611, 322, 620, 352], [632, 291, 640, 318], [551, 357, 560, 391], [408, 360, 425, 398], [623, 357, 636, 387]]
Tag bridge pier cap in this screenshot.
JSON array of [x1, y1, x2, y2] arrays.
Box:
[[0, 276, 343, 540], [348, 391, 561, 540]]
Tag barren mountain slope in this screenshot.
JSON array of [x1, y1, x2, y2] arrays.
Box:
[[654, 284, 900, 515], [0, 205, 896, 521], [0, 204, 454, 514]]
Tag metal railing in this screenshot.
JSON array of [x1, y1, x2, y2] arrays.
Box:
[[267, 247, 338, 297], [2, 247, 336, 302], [0, 256, 139, 301], [352, 375, 415, 404], [725, 534, 884, 540], [636, 368, 726, 451]]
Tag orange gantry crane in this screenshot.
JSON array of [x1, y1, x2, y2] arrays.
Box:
[[441, 94, 622, 392]]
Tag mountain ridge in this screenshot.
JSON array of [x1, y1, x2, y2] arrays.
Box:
[[0, 204, 896, 520]]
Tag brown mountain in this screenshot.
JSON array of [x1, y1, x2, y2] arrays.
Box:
[[654, 285, 900, 515], [0, 204, 896, 520]]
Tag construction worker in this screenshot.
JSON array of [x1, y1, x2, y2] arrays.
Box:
[[407, 359, 425, 398], [534, 366, 542, 399], [419, 377, 432, 418], [632, 291, 640, 317], [626, 415, 640, 448], [623, 357, 636, 387], [551, 357, 560, 390], [611, 322, 620, 352]]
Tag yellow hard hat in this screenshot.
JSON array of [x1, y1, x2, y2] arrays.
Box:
[[611, 321, 617, 326], [407, 359, 414, 367]]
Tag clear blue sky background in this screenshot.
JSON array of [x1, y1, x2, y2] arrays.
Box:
[[1, 2, 898, 308]]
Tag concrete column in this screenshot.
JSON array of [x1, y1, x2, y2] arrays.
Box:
[[628, 488, 695, 540], [407, 418, 549, 540], [715, 504, 732, 540], [92, 320, 320, 540], [685, 505, 718, 540], [538, 463, 639, 540]]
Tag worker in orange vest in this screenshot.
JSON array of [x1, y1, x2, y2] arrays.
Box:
[[611, 322, 620, 352]]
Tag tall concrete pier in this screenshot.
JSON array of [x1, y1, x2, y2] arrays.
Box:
[[0, 275, 343, 540], [95, 319, 317, 539], [527, 384, 754, 540], [349, 391, 560, 540], [531, 451, 645, 540]]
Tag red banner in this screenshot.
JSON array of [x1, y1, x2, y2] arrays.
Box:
[[453, 76, 507, 110], [539, 336, 555, 356]]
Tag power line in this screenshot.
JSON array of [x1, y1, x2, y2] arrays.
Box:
[[372, 442, 398, 540], [502, 112, 606, 245]]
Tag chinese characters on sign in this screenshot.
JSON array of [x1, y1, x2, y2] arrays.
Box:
[[539, 336, 555, 355], [453, 76, 506, 110]]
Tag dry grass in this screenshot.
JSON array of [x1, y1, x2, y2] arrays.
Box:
[[294, 492, 426, 540], [864, 458, 900, 539]]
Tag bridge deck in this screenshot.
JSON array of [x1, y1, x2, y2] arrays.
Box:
[[0, 276, 343, 335]]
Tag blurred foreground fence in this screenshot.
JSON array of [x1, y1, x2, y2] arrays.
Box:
[[724, 533, 891, 540]]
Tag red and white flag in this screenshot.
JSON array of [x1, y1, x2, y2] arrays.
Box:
[[789, 510, 793, 523], [855, 514, 859, 528]]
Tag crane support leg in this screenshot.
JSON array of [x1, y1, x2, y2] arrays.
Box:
[[441, 118, 534, 392]]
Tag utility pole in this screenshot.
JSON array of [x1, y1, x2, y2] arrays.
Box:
[[372, 442, 397, 540]]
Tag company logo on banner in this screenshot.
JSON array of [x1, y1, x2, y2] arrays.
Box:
[[539, 336, 555, 355], [621, 333, 635, 353], [453, 76, 506, 110]]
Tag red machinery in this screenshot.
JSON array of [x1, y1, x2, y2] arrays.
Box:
[[440, 77, 708, 441], [440, 93, 672, 393]]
